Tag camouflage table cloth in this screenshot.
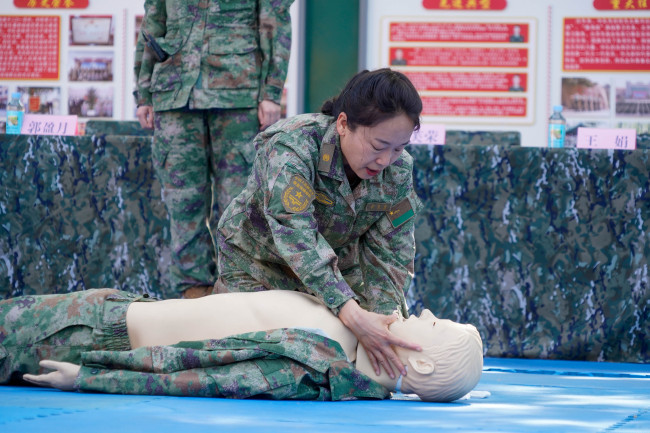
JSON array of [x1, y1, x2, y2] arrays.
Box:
[[0, 133, 647, 362], [407, 144, 648, 363]]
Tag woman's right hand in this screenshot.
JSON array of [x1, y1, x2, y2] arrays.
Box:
[[338, 299, 421, 379]]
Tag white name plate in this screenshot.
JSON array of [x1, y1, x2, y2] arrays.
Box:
[[410, 123, 446, 146], [576, 127, 636, 150], [21, 114, 78, 136]]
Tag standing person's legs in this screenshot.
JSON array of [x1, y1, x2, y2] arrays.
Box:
[[153, 109, 216, 296], [206, 107, 259, 241]]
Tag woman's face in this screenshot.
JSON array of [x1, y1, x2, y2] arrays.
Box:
[[337, 112, 414, 180]]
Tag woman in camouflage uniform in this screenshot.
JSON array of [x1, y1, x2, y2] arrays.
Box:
[[215, 69, 425, 380]]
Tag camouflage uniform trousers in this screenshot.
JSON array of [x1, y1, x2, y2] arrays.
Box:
[[152, 107, 259, 294], [215, 240, 273, 294], [0, 289, 154, 384]]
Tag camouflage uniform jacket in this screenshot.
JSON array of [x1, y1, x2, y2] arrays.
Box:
[[75, 328, 390, 401], [217, 114, 423, 316], [134, 0, 293, 110]]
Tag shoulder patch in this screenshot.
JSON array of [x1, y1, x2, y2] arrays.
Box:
[[318, 142, 336, 173], [282, 175, 315, 213], [386, 198, 415, 228], [314, 190, 335, 206]]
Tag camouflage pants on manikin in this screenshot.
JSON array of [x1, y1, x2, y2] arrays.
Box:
[[0, 289, 154, 384], [152, 107, 259, 294]]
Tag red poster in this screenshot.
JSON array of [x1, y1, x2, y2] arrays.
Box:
[[13, 0, 89, 8], [0, 16, 60, 79], [421, 96, 527, 117], [406, 72, 527, 92], [422, 0, 507, 10], [593, 0, 650, 10], [390, 47, 528, 68], [391, 22, 528, 43], [563, 17, 650, 71]]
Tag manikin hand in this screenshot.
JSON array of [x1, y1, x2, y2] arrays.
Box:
[[22, 360, 81, 391], [338, 299, 422, 379], [136, 105, 155, 129], [258, 99, 281, 131]]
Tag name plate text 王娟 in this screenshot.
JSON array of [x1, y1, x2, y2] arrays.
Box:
[[576, 127, 636, 150]]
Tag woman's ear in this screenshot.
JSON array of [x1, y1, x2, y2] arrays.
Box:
[[336, 112, 348, 136], [408, 354, 435, 375]]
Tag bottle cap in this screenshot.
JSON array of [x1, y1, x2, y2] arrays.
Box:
[[11, 92, 21, 99], [553, 104, 563, 112]]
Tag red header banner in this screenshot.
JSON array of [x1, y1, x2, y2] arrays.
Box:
[[593, 0, 650, 10], [13, 0, 89, 8], [422, 0, 507, 10]]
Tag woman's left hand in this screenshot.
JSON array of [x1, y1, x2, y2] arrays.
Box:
[[22, 360, 81, 391], [338, 299, 421, 379]]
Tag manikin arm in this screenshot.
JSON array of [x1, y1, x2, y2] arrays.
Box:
[[22, 360, 80, 391], [20, 329, 391, 401]]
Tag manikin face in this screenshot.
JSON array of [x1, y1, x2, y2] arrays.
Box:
[[389, 309, 469, 350], [337, 112, 414, 180]]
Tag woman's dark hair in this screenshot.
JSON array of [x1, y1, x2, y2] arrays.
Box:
[[321, 68, 422, 131]]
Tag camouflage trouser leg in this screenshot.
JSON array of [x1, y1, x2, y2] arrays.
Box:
[[0, 289, 152, 385], [214, 231, 295, 294], [153, 107, 258, 295], [206, 107, 259, 234], [214, 247, 269, 294]]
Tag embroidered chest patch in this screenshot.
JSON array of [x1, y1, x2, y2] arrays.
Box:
[[387, 198, 415, 228], [282, 175, 315, 213], [365, 202, 391, 212], [315, 190, 335, 206]]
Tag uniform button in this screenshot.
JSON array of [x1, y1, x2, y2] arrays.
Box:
[[328, 297, 335, 304], [143, 293, 150, 298]]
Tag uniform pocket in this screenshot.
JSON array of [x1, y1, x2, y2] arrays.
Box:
[[149, 22, 187, 92], [217, 0, 256, 12], [205, 32, 261, 89], [151, 138, 171, 171], [157, 23, 187, 56]]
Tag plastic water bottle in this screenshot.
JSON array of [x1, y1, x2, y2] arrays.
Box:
[[548, 105, 566, 148], [6, 92, 25, 135]]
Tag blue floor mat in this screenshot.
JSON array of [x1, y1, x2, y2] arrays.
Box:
[[1, 358, 649, 433]]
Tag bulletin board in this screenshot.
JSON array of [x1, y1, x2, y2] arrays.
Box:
[[365, 0, 650, 147], [0, 0, 302, 130]]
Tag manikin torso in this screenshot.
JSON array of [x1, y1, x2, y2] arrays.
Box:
[[126, 291, 397, 389]]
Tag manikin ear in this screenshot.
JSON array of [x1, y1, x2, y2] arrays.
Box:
[[407, 354, 435, 375]]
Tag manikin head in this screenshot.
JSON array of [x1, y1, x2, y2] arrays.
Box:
[[389, 310, 483, 402]]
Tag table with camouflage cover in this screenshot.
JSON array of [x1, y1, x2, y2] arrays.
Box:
[[0, 131, 647, 363]]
